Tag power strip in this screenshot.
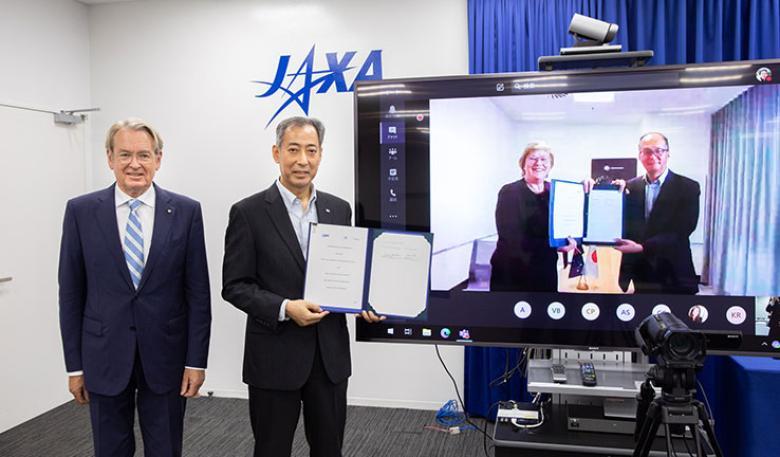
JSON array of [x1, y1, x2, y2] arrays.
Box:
[[496, 402, 540, 424]]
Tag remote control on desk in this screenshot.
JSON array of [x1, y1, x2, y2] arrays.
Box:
[[580, 362, 597, 386], [551, 364, 567, 383]]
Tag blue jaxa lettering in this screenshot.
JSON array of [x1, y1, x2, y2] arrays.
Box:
[[252, 45, 383, 127]]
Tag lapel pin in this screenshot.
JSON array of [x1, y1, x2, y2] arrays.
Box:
[[325, 208, 331, 213], [167, 208, 173, 214]]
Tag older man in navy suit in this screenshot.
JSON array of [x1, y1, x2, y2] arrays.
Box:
[[58, 119, 211, 457]]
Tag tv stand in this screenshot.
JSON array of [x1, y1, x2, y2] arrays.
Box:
[[492, 349, 715, 456], [526, 349, 653, 434]]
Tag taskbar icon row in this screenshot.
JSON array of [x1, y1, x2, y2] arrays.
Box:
[[385, 326, 471, 341]]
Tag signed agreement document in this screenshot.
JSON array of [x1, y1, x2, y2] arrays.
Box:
[[550, 180, 623, 246], [583, 188, 623, 244], [550, 180, 585, 245], [304, 223, 432, 318]]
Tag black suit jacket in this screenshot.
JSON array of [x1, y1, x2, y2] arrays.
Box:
[[620, 170, 700, 294], [489, 179, 558, 292], [222, 182, 352, 390]]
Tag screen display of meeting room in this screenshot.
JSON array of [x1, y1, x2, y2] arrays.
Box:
[[355, 59, 780, 355]]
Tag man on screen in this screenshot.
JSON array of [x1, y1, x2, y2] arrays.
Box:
[[615, 132, 700, 294], [222, 116, 382, 457]]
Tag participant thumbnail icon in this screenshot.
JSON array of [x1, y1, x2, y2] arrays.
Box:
[[616, 303, 635, 322], [547, 302, 566, 320], [652, 304, 671, 316], [514, 301, 532, 319], [581, 303, 600, 321], [688, 305, 709, 323], [726, 306, 747, 325]]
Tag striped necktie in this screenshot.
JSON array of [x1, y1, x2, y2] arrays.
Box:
[[124, 199, 145, 289]]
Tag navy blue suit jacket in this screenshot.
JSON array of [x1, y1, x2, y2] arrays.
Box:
[[58, 184, 211, 396]]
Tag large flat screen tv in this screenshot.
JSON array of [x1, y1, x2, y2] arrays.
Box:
[[353, 59, 780, 356]]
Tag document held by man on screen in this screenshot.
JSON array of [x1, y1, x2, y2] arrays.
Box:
[[550, 180, 623, 246], [583, 188, 623, 244]]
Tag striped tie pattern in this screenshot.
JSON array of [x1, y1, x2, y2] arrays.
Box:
[[124, 199, 145, 289]]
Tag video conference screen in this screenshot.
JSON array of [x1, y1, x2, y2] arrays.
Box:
[[354, 59, 780, 355]]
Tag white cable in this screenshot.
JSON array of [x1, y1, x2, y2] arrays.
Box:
[[509, 406, 545, 429]]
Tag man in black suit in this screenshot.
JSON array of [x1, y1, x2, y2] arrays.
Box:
[[222, 116, 382, 457], [615, 132, 700, 294]]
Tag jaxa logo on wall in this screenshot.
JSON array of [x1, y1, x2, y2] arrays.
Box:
[[253, 45, 383, 127]]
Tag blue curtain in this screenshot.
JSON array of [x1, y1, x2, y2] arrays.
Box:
[[469, 0, 780, 74], [705, 85, 780, 295], [465, 0, 780, 419]]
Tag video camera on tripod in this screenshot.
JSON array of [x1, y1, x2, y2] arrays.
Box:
[[633, 312, 723, 457]]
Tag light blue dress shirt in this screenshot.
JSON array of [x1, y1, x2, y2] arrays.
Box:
[[644, 168, 669, 220], [275, 179, 318, 321]]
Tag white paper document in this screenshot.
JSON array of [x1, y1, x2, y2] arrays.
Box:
[[367, 232, 432, 318], [304, 224, 369, 312], [304, 223, 432, 318], [551, 181, 585, 240], [583, 189, 623, 244]]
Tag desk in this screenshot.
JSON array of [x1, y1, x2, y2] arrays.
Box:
[[699, 356, 780, 457], [493, 404, 710, 457]]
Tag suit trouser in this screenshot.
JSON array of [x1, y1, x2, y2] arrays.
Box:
[[248, 343, 348, 457], [88, 351, 186, 457]]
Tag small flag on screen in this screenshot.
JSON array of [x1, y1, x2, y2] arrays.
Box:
[[584, 246, 599, 278], [569, 251, 584, 278]]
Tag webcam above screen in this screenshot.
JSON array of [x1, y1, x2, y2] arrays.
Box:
[[353, 58, 780, 356]]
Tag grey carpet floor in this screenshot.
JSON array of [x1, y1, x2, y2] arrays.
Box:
[[0, 398, 491, 457]]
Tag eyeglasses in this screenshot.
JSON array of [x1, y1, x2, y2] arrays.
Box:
[[526, 156, 551, 164], [639, 147, 668, 157], [114, 151, 156, 164]]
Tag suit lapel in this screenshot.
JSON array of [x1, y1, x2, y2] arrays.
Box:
[[137, 184, 174, 291], [316, 193, 335, 225], [94, 185, 134, 291], [265, 183, 306, 272]]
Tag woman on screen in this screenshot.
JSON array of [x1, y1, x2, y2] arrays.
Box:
[[490, 142, 576, 292]]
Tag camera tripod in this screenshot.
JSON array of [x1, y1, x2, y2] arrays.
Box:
[[633, 377, 723, 457]]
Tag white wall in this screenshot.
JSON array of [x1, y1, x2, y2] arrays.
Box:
[[87, 0, 468, 409], [0, 0, 91, 433], [430, 97, 518, 290]]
